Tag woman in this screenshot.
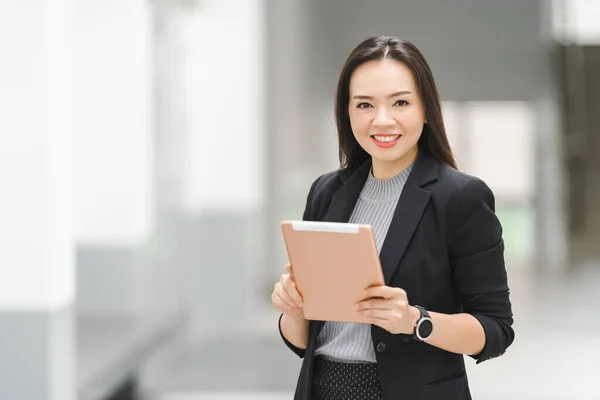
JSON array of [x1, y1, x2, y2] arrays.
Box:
[[271, 35, 514, 400]]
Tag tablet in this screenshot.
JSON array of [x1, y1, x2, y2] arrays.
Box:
[[280, 220, 385, 323]]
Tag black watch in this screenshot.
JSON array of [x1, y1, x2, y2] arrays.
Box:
[[411, 305, 433, 342]]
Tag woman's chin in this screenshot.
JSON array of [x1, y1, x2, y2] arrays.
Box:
[[368, 146, 419, 170], [370, 149, 408, 164]]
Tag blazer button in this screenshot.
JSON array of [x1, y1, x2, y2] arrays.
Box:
[[376, 341, 387, 353]]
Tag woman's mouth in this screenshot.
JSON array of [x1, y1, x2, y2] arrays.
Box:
[[371, 134, 401, 148]]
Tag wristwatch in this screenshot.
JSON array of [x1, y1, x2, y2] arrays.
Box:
[[412, 305, 433, 342]]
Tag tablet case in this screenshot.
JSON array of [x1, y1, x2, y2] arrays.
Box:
[[281, 220, 385, 323]]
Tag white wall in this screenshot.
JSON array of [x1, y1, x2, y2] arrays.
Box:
[[470, 102, 536, 202], [553, 0, 600, 45], [0, 0, 75, 310], [75, 0, 154, 246], [181, 0, 265, 213]]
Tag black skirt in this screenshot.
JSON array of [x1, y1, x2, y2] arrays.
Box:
[[312, 356, 383, 400]]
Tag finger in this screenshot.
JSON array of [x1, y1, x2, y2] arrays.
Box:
[[358, 310, 389, 329], [285, 282, 304, 307], [280, 273, 294, 293], [285, 264, 297, 282], [357, 308, 391, 321], [281, 271, 300, 290], [281, 273, 297, 291], [394, 298, 409, 309], [356, 298, 394, 311], [277, 285, 299, 308], [274, 292, 296, 310], [364, 285, 406, 300], [281, 272, 295, 287], [272, 291, 289, 311]]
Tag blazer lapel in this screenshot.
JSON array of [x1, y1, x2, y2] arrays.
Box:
[[378, 152, 439, 284], [324, 159, 371, 223]]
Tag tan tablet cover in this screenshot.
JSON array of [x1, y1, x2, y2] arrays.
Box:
[[281, 220, 385, 323]]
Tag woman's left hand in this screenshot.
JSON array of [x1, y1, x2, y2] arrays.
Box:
[[356, 286, 420, 334]]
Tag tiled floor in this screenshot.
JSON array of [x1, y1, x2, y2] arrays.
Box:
[[146, 263, 600, 400]]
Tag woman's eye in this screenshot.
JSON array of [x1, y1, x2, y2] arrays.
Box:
[[357, 102, 372, 109], [394, 100, 408, 106]]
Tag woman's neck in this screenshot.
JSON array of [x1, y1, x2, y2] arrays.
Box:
[[371, 147, 418, 180]]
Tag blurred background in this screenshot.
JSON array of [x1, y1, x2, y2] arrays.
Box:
[[1, 0, 599, 399]]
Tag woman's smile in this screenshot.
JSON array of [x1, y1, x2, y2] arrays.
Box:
[[371, 133, 402, 148]]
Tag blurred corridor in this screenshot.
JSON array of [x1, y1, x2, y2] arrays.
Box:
[[135, 263, 600, 400], [1, 0, 600, 399]]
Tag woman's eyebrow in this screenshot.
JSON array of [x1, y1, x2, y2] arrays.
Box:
[[352, 91, 412, 100]]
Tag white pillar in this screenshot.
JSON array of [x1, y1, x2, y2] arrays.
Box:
[[0, 1, 76, 399], [536, 0, 569, 271], [534, 90, 569, 271], [75, 0, 153, 247], [74, 0, 157, 315], [182, 0, 265, 213], [180, 0, 266, 337]]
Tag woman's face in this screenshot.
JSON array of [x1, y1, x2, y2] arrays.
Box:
[[348, 59, 426, 178]]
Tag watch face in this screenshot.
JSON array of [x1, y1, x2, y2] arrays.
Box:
[[418, 319, 433, 339]]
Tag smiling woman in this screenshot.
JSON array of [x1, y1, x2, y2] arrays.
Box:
[[273, 35, 514, 400]]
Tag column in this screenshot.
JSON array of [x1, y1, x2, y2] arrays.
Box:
[[179, 0, 266, 338], [0, 1, 76, 399], [74, 0, 162, 315], [534, 0, 569, 272], [534, 90, 569, 271]]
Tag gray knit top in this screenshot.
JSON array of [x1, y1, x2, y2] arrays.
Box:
[[314, 163, 413, 363]]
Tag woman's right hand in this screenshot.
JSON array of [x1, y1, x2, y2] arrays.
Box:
[[272, 264, 305, 319]]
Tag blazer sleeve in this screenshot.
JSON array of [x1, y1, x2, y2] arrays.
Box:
[[279, 314, 306, 358], [278, 174, 324, 358], [449, 178, 515, 364]]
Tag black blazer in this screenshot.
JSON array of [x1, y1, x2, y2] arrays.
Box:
[[279, 151, 515, 400]]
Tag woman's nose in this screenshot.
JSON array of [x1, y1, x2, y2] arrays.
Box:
[[373, 107, 395, 127]]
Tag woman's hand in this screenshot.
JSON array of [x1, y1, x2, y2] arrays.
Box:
[[355, 286, 420, 334], [272, 264, 305, 319]]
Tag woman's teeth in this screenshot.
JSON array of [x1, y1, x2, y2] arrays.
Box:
[[373, 135, 400, 142]]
